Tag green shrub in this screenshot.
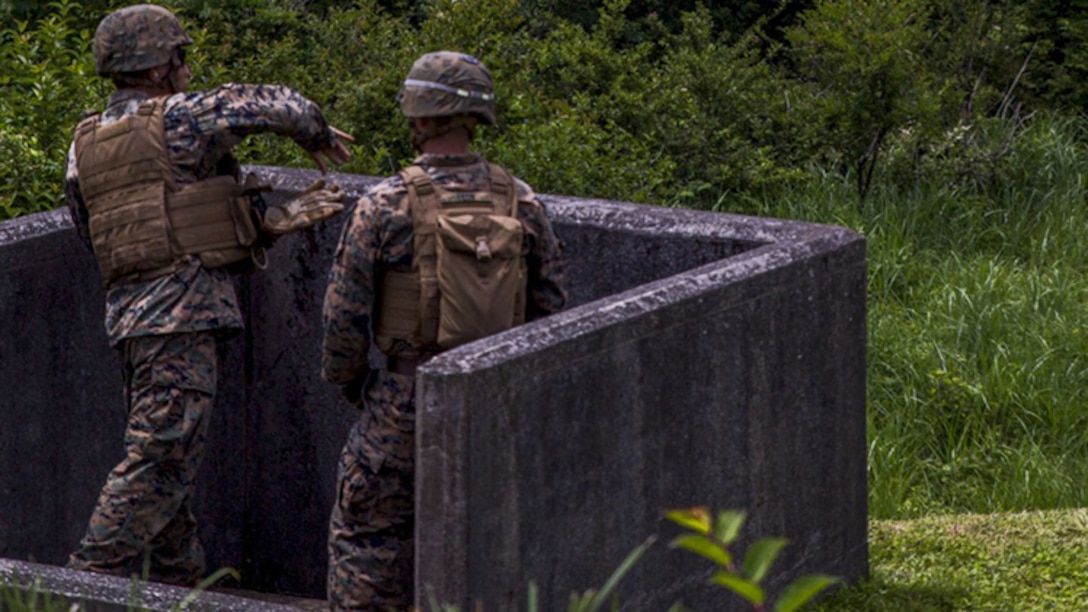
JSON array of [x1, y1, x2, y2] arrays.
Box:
[[665, 507, 839, 612], [0, 0, 108, 219]]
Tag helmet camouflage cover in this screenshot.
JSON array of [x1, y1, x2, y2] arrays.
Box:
[[397, 51, 496, 125], [94, 4, 193, 76]]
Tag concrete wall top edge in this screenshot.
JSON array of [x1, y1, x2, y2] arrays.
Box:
[[248, 164, 379, 195], [244, 166, 863, 248], [422, 230, 865, 377], [540, 192, 858, 247], [3, 167, 861, 253], [0, 558, 299, 612], [0, 207, 71, 244]]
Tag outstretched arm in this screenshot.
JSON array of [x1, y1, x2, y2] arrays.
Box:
[[165, 83, 353, 175]]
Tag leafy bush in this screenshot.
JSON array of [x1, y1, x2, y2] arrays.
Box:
[[5, 0, 1074, 215], [0, 0, 831, 216], [0, 0, 108, 218]]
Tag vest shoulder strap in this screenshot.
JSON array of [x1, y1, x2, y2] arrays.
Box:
[[75, 114, 99, 140]]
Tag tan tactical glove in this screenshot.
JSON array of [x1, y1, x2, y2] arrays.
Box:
[[261, 178, 346, 236]]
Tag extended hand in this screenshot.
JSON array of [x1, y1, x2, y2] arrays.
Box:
[[310, 126, 355, 174]]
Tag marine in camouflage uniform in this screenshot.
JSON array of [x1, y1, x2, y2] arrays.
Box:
[[66, 4, 350, 586], [322, 51, 567, 610]]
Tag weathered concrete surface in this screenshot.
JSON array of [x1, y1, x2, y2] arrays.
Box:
[[416, 197, 867, 610], [0, 166, 866, 608], [0, 558, 308, 611]]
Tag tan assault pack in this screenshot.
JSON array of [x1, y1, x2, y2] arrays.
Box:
[[376, 164, 527, 352], [74, 96, 264, 286]]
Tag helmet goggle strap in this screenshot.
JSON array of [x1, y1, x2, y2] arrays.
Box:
[[401, 79, 494, 102]]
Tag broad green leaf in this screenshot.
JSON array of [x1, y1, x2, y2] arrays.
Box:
[[665, 507, 712, 535], [668, 534, 733, 567], [709, 570, 765, 605], [743, 537, 789, 583], [714, 510, 747, 545], [774, 574, 840, 612]]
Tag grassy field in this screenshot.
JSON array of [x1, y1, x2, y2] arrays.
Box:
[[724, 112, 1088, 522], [719, 111, 1088, 610], [819, 509, 1088, 611]]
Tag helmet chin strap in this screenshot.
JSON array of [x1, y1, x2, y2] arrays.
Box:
[[165, 48, 188, 94], [147, 50, 185, 94], [166, 66, 183, 94]]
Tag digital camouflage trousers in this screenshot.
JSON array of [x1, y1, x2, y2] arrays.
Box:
[[68, 331, 217, 586], [328, 369, 416, 611]]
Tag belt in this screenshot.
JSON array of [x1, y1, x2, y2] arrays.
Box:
[[386, 355, 421, 376]]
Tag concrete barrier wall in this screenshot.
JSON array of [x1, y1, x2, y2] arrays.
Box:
[[0, 166, 866, 607], [416, 198, 867, 610]]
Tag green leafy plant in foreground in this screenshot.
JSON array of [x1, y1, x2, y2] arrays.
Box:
[[428, 506, 838, 611], [1, 576, 67, 612], [665, 507, 839, 612]]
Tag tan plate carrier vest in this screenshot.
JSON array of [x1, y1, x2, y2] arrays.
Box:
[[74, 96, 261, 286], [375, 163, 528, 353]]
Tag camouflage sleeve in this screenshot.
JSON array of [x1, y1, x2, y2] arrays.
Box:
[[515, 179, 568, 320], [168, 83, 336, 159], [64, 141, 93, 251], [322, 192, 382, 385]]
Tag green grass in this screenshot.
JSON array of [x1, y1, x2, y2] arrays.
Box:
[[819, 508, 1088, 611], [1, 579, 71, 612], [705, 112, 1088, 521], [692, 112, 1088, 609]]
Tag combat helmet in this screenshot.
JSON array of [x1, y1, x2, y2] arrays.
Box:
[[397, 51, 496, 125], [94, 4, 193, 76]]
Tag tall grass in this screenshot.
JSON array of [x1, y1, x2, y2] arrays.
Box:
[[712, 112, 1088, 519]]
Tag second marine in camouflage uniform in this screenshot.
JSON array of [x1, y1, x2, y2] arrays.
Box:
[[66, 4, 350, 586], [322, 52, 567, 609]]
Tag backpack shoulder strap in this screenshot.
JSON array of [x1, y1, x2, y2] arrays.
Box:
[[486, 162, 519, 218], [400, 165, 441, 237], [397, 164, 442, 346]]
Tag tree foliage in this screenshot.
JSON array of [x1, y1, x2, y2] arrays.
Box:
[[2, 0, 1087, 218]]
